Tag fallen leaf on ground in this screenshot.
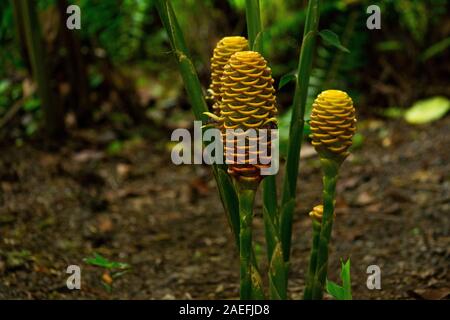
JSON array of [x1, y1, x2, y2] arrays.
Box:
[[116, 163, 131, 178], [355, 191, 375, 206], [102, 272, 113, 285], [97, 215, 113, 233], [72, 150, 104, 163], [409, 288, 450, 300], [300, 144, 317, 159]]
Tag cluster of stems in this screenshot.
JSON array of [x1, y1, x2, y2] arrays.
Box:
[[304, 160, 339, 299]]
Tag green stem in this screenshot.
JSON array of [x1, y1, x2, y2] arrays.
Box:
[[244, 0, 283, 299], [311, 158, 339, 300], [280, 0, 321, 262], [245, 0, 263, 53], [262, 176, 278, 261], [237, 188, 256, 300], [303, 219, 321, 300]]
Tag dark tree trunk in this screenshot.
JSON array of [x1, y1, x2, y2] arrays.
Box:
[[18, 0, 65, 139], [11, 0, 31, 72], [57, 0, 92, 127]]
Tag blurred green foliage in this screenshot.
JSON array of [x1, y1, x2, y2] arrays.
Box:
[[0, 0, 448, 139]]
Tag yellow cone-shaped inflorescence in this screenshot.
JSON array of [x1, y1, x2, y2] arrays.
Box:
[[208, 36, 249, 115], [310, 90, 356, 163], [308, 204, 336, 223], [220, 51, 278, 185], [309, 204, 324, 223]]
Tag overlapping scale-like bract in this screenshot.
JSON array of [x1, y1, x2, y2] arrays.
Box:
[[208, 36, 249, 115], [309, 205, 324, 223], [309, 204, 336, 223], [219, 51, 278, 184], [310, 90, 356, 162]]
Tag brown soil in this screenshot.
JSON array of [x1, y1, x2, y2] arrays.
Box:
[[0, 117, 449, 300]]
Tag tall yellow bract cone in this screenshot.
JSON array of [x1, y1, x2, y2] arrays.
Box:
[[219, 51, 278, 185], [208, 36, 249, 115], [310, 90, 356, 163]]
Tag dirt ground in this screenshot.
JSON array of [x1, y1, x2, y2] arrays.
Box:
[[0, 117, 449, 300]]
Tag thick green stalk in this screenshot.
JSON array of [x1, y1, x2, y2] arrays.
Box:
[[262, 178, 278, 264], [19, 0, 65, 138], [245, 0, 263, 53], [280, 0, 321, 262], [245, 0, 278, 256], [303, 219, 321, 300], [245, 0, 285, 299], [237, 188, 256, 299], [216, 167, 240, 248], [311, 159, 339, 299]]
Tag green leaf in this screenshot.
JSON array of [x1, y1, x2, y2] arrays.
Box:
[[382, 107, 404, 119], [25, 121, 38, 136], [350, 133, 364, 151], [107, 140, 124, 155], [279, 0, 320, 265], [262, 205, 278, 263], [229, 0, 246, 11], [326, 258, 352, 300], [279, 198, 296, 261], [253, 30, 265, 52], [155, 0, 208, 122], [340, 259, 352, 300], [0, 80, 11, 94], [111, 269, 131, 279], [268, 243, 287, 300], [245, 0, 263, 53], [262, 176, 277, 222], [319, 29, 350, 53], [278, 72, 297, 90], [278, 109, 310, 158], [404, 96, 450, 124], [23, 98, 40, 111], [326, 280, 345, 300], [84, 253, 131, 270], [376, 40, 403, 52], [217, 168, 239, 247], [421, 37, 450, 61]]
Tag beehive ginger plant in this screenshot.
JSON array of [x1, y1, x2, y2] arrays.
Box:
[[156, 0, 357, 300], [206, 50, 278, 299]]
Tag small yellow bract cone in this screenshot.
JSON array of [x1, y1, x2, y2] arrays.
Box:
[[309, 204, 336, 223], [208, 36, 249, 115], [309, 204, 324, 223], [220, 51, 278, 185], [310, 90, 356, 163]]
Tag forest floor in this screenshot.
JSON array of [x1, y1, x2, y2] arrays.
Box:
[[0, 117, 449, 300]]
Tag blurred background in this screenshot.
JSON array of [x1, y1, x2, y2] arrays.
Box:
[[0, 0, 449, 299]]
